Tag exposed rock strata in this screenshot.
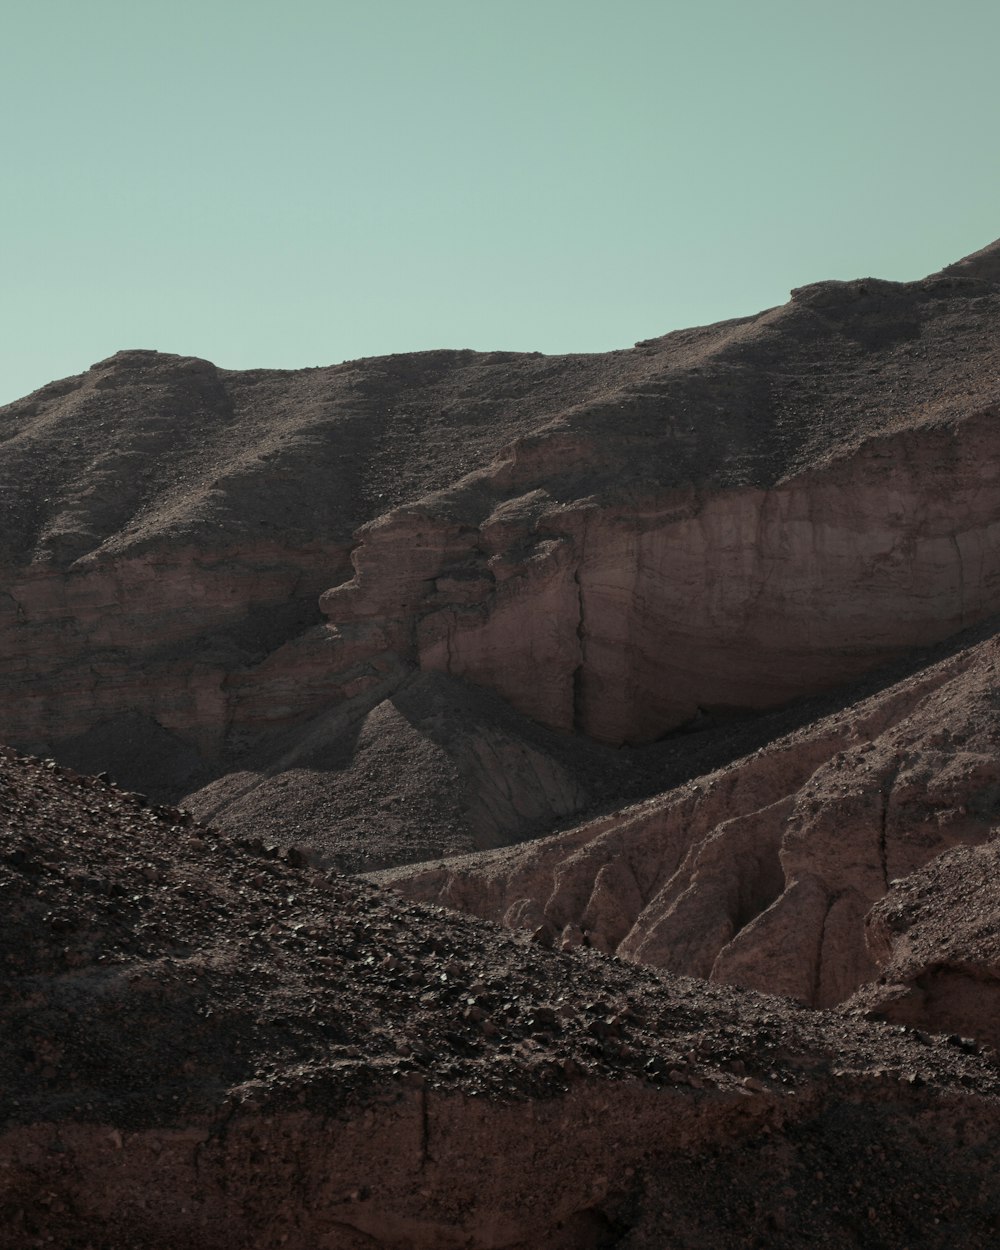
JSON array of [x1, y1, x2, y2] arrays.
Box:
[[1, 245, 999, 865], [324, 411, 1000, 743], [6, 244, 1000, 1248], [380, 627, 1000, 1008], [0, 346, 609, 790], [318, 252, 1000, 747]]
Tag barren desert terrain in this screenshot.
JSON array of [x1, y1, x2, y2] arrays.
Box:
[[2, 239, 1000, 1246]]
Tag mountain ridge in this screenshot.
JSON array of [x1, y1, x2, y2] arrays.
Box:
[[4, 238, 1000, 1246]]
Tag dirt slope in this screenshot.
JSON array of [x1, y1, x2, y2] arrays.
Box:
[[1, 241, 999, 875], [3, 744, 1000, 1249], [182, 668, 915, 873], [379, 617, 1000, 1033], [846, 835, 1000, 1050]]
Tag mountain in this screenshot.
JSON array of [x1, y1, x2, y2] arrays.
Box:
[[378, 614, 1000, 1039], [3, 240, 1000, 1245]]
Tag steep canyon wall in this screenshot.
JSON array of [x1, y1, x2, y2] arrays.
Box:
[[324, 409, 1000, 744], [381, 627, 1000, 1027]]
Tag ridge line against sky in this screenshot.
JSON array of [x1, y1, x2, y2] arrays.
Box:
[[2, 0, 999, 407]]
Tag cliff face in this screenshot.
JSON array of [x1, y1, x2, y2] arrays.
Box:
[[1, 246, 999, 858], [379, 623, 1000, 1021], [2, 544, 342, 763], [3, 745, 999, 1250], [0, 347, 605, 802], [313, 260, 1000, 753], [324, 410, 1000, 745]]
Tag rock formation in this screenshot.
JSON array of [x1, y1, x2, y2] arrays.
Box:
[[0, 346, 587, 783], [847, 836, 1000, 1051], [2, 242, 999, 859], [320, 254, 1000, 749], [380, 620, 1000, 1018], [3, 241, 1000, 1244]]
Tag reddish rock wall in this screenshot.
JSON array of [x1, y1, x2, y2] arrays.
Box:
[[381, 630, 1000, 1010], [0, 542, 351, 760], [2, 249, 999, 838], [324, 411, 1000, 745]]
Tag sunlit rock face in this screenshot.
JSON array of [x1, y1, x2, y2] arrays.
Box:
[[380, 627, 1000, 1013], [317, 247, 1000, 749], [324, 408, 1000, 745]]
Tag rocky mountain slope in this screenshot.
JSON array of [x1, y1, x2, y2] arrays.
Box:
[[3, 240, 1000, 1244], [3, 745, 999, 1249], [846, 834, 1000, 1051], [378, 617, 1000, 1036], [2, 241, 1000, 863]]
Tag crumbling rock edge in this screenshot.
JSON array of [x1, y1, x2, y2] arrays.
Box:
[[379, 624, 1000, 1043], [6, 1081, 1000, 1249], [3, 743, 1000, 1247]]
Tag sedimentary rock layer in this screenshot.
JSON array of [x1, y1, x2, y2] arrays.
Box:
[[325, 409, 1000, 744], [380, 624, 1000, 1017], [1, 244, 999, 865]]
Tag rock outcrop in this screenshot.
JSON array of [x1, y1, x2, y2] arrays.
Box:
[[847, 837, 1000, 1052], [379, 622, 1000, 1012], [320, 258, 1000, 748], [1, 245, 999, 873], [0, 346, 589, 774]]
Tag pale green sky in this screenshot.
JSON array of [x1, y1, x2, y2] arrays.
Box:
[[2, 0, 998, 404]]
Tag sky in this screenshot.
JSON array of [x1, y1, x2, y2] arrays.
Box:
[[2, 0, 999, 405]]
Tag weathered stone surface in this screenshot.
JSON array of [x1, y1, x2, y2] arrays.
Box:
[[3, 744, 999, 1249], [2, 247, 999, 853], [846, 838, 1000, 1052], [5, 242, 1000, 1246], [325, 411, 1000, 746], [381, 626, 1000, 1008], [0, 346, 601, 767]]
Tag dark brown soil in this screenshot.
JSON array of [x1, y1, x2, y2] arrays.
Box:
[[8, 743, 992, 1123], [2, 744, 999, 1247]]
